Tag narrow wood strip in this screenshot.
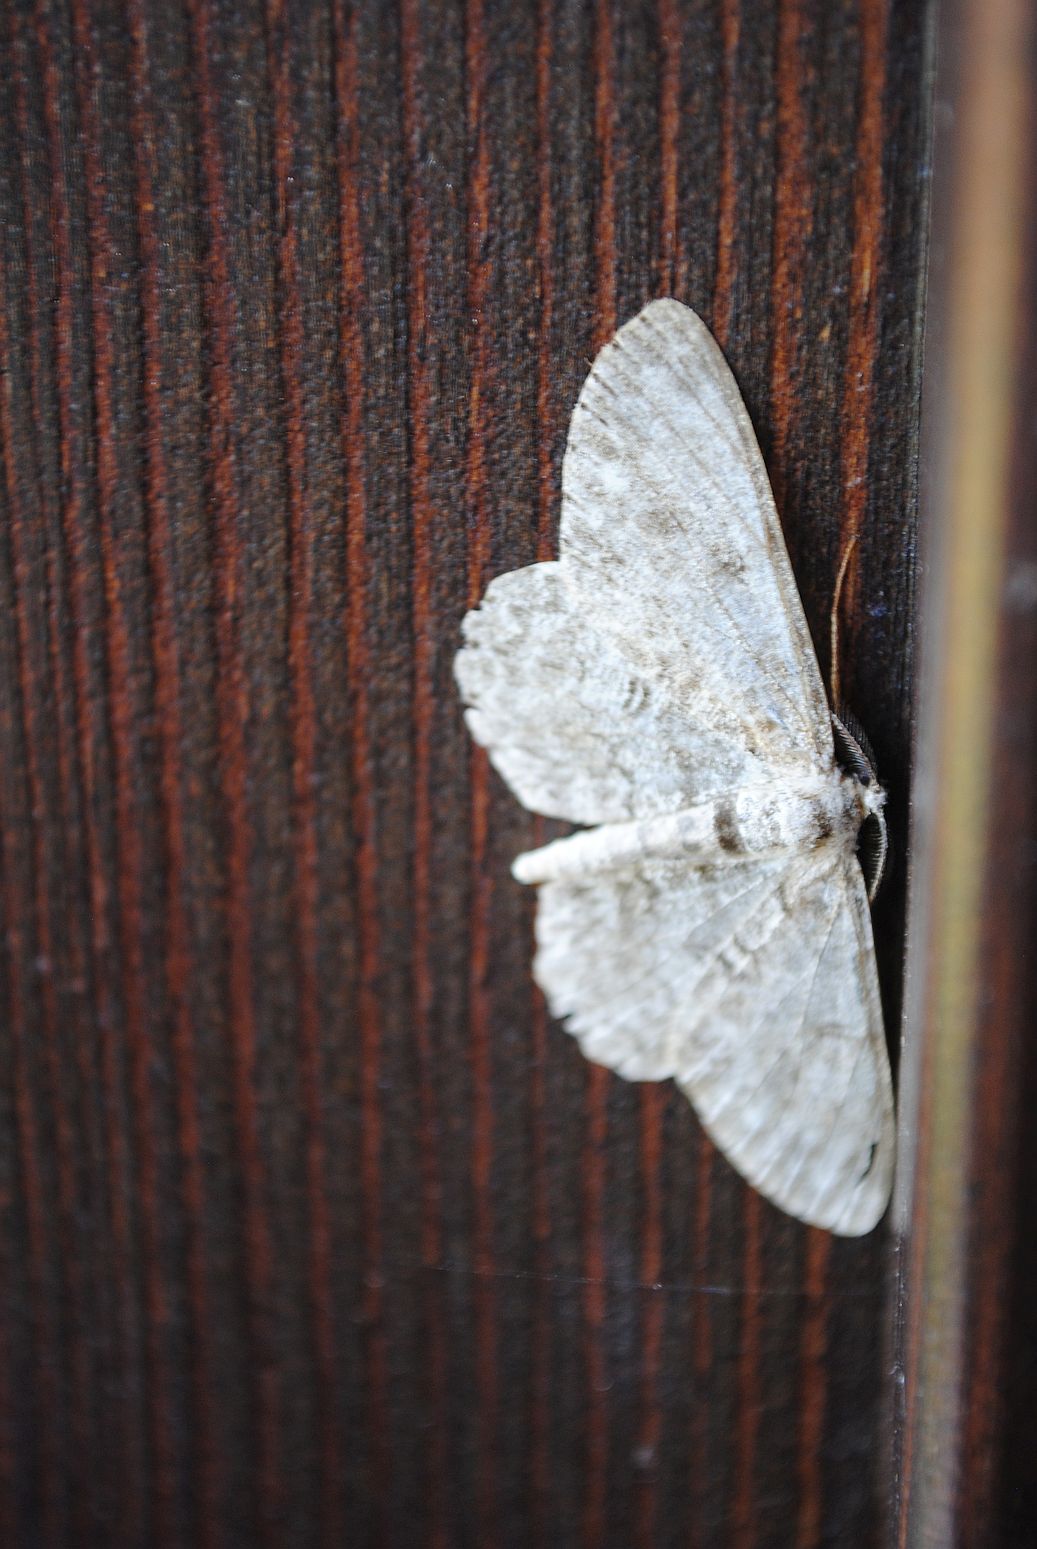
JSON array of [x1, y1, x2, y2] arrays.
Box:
[[464, 3, 500, 1540], [769, 0, 811, 497], [7, 37, 121, 1529], [837, 0, 891, 657], [592, 0, 617, 350], [262, 8, 342, 1542], [397, 2, 447, 1542], [0, 238, 67, 1549], [731, 1191, 762, 1548], [688, 1139, 714, 1549], [31, 4, 128, 1534], [123, 3, 220, 1539], [713, 0, 741, 346], [634, 1088, 665, 1549], [183, 1, 283, 1534], [0, 822, 58, 1545], [794, 1230, 831, 1549], [66, 5, 182, 1536], [657, 0, 680, 295]]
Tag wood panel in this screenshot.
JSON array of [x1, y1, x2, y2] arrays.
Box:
[[892, 1, 1037, 1545], [0, 1, 931, 1544]]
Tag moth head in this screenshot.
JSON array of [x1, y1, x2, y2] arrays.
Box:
[[831, 710, 888, 902]]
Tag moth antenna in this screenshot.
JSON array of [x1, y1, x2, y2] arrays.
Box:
[[829, 532, 858, 710]]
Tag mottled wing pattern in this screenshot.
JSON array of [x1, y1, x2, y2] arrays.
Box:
[[457, 562, 764, 824], [560, 299, 834, 774], [453, 298, 895, 1235], [455, 299, 835, 823], [536, 849, 892, 1235]]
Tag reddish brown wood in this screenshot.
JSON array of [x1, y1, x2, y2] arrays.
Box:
[[0, 1, 934, 1545]]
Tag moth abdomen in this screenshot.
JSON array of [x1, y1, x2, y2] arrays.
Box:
[[512, 774, 868, 885]]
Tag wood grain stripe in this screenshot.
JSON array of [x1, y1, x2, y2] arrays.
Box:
[[260, 6, 341, 1542], [0, 235, 68, 1549], [464, 3, 501, 1539], [794, 1229, 831, 1549], [184, 1, 283, 1535], [713, 0, 741, 347], [66, 4, 181, 1535], [124, 3, 219, 1539], [770, 0, 811, 498], [732, 1192, 762, 1548], [331, 6, 397, 1543], [262, 9, 342, 1542], [837, 0, 890, 661], [658, 0, 681, 296], [398, 2, 450, 1542], [634, 1088, 665, 1549], [32, 4, 131, 1534]]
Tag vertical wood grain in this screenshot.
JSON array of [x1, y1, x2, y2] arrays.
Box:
[[0, 2, 932, 1545]]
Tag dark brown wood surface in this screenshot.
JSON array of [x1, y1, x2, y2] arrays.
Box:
[[0, 2, 932, 1545]]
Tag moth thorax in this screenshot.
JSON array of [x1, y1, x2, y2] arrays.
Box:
[[719, 774, 870, 857]]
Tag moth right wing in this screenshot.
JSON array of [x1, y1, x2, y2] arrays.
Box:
[[534, 845, 893, 1236]]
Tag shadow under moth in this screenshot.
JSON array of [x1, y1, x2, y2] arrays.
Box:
[[454, 298, 894, 1236]]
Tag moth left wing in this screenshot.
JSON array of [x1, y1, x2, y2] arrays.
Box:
[[456, 561, 770, 824], [560, 298, 834, 775], [534, 847, 893, 1236]]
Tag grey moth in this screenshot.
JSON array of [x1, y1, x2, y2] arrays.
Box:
[[454, 299, 894, 1236]]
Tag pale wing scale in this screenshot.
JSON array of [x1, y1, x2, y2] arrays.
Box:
[[535, 849, 892, 1235], [533, 854, 795, 1080], [455, 300, 838, 825], [677, 853, 893, 1235], [456, 561, 772, 823], [560, 298, 834, 772]]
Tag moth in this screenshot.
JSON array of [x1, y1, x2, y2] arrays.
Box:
[[454, 298, 894, 1235]]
